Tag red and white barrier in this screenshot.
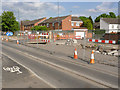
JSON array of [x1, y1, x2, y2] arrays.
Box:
[[41, 39, 50, 42], [88, 39, 116, 44]]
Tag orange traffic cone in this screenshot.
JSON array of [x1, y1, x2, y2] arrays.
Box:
[[2, 37, 3, 41], [90, 50, 95, 64], [6, 38, 8, 42], [17, 40, 19, 44], [74, 48, 78, 59]]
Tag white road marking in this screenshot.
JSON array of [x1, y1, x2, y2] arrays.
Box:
[[3, 66, 22, 74], [2, 53, 56, 88], [2, 45, 118, 88]]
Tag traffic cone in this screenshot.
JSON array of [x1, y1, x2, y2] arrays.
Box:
[[74, 48, 78, 59], [90, 50, 95, 64], [2, 37, 3, 41], [6, 38, 8, 42], [17, 40, 19, 44]]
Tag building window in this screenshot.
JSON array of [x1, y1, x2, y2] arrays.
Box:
[[59, 23, 61, 26], [52, 23, 54, 26], [71, 22, 74, 26], [112, 25, 114, 28], [117, 25, 119, 28], [47, 23, 49, 27], [76, 22, 80, 26]]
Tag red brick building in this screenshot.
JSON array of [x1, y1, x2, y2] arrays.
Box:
[[20, 15, 90, 38], [20, 17, 46, 31]]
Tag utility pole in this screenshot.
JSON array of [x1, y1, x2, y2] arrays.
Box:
[[58, 0, 59, 31]]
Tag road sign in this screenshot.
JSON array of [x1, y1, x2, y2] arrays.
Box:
[[6, 32, 10, 36], [9, 32, 13, 36]]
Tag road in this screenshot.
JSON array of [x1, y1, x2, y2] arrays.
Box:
[[2, 41, 118, 89]]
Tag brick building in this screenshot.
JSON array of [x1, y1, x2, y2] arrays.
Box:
[[20, 17, 46, 31], [38, 15, 88, 38], [20, 15, 90, 38]]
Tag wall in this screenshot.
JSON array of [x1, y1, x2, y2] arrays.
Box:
[[108, 24, 120, 33], [100, 19, 109, 33], [62, 15, 72, 30]]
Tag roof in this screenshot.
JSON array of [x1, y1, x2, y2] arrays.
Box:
[[22, 17, 46, 25], [71, 17, 82, 21], [41, 15, 70, 23], [101, 18, 120, 24], [93, 22, 100, 28]]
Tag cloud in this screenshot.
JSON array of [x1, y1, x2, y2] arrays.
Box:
[[88, 2, 117, 13], [72, 6, 80, 8], [72, 14, 88, 17], [2, 2, 65, 20]]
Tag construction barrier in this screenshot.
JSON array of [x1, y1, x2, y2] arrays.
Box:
[[88, 39, 116, 44]]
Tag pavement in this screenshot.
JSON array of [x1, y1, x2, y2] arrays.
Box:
[[2, 54, 52, 88], [23, 41, 118, 67], [2, 41, 119, 88]]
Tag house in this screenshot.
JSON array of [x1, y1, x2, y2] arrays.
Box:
[[38, 15, 88, 38], [20, 17, 46, 31], [93, 22, 100, 30], [100, 18, 120, 33], [38, 15, 71, 31]]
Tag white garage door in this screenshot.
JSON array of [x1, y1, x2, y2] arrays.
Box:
[[76, 32, 85, 39]]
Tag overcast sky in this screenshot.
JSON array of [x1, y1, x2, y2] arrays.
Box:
[[1, 0, 119, 22]]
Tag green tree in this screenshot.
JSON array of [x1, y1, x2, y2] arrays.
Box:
[[109, 12, 116, 18], [1, 11, 19, 32], [79, 16, 93, 30], [49, 17, 52, 19], [95, 13, 108, 22], [31, 26, 49, 31], [117, 15, 120, 18], [0, 16, 2, 31], [95, 12, 116, 22], [89, 16, 93, 24]]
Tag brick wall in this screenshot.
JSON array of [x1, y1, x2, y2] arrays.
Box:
[[62, 15, 72, 30]]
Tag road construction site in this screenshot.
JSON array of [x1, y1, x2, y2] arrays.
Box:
[[2, 41, 118, 88], [1, 31, 119, 88]]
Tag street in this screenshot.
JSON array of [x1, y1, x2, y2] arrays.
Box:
[[2, 41, 118, 88]]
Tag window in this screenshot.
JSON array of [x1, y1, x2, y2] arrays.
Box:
[[52, 23, 54, 26], [76, 22, 80, 26], [117, 25, 119, 29], [71, 22, 74, 26], [47, 23, 49, 27], [59, 23, 61, 26], [112, 25, 114, 28]]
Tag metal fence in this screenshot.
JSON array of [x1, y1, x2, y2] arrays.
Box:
[[13, 30, 119, 67]]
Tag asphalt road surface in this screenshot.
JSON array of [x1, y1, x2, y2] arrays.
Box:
[[2, 41, 118, 89], [2, 54, 52, 88]]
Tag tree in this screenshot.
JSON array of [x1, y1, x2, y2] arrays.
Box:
[[95, 13, 108, 22], [1, 11, 19, 32], [0, 16, 2, 31], [49, 17, 52, 19], [95, 12, 116, 22], [117, 15, 120, 18], [84, 19, 93, 30], [79, 16, 93, 30], [89, 16, 93, 24], [31, 26, 49, 31], [109, 12, 116, 18]]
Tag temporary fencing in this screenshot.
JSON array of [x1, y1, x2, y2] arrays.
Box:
[[15, 29, 118, 67]]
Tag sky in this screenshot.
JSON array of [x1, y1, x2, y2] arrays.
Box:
[[1, 0, 119, 22]]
